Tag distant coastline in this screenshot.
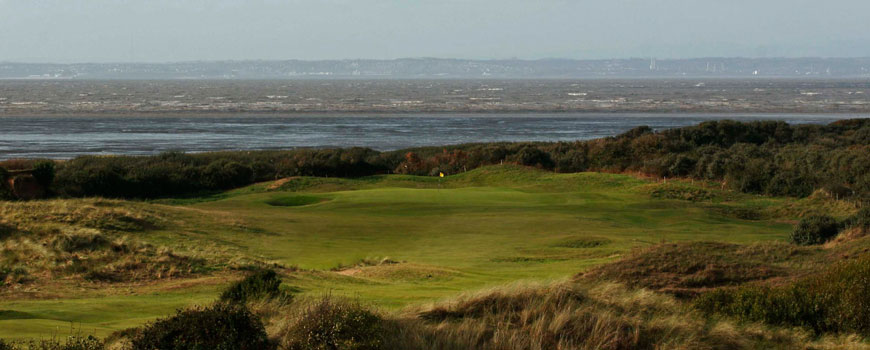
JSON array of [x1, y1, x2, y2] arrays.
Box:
[[1, 78, 868, 116]]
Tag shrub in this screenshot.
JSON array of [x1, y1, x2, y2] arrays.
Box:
[[667, 154, 696, 177], [0, 167, 11, 200], [695, 256, 870, 335], [510, 146, 554, 169], [32, 161, 56, 188], [280, 297, 385, 350], [220, 269, 287, 304], [845, 207, 870, 229], [203, 160, 253, 189], [130, 303, 273, 350], [789, 215, 841, 245]]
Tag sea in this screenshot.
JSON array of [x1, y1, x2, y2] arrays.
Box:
[[0, 113, 864, 159]]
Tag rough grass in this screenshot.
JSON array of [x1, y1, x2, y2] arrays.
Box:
[[0, 335, 104, 350], [0, 199, 161, 233], [581, 242, 807, 297], [385, 282, 857, 350], [0, 199, 212, 291], [695, 255, 870, 337], [232, 278, 870, 350]]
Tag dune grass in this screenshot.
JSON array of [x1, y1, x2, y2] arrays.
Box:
[[0, 165, 842, 339]]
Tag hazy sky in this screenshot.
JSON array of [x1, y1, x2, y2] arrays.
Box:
[[2, 0, 869, 63]]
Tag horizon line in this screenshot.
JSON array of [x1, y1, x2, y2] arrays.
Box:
[[4, 56, 870, 66]]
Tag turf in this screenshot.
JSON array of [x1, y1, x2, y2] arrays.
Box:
[[0, 165, 808, 338]]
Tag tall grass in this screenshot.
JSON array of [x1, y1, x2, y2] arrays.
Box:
[[695, 255, 870, 336]]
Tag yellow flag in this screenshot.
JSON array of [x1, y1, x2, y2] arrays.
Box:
[[439, 172, 445, 178]]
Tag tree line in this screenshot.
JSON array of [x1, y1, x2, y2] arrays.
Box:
[[2, 118, 868, 202]]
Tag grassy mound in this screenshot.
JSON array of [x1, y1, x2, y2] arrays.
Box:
[[390, 282, 820, 350], [0, 199, 161, 232], [581, 242, 802, 296], [695, 255, 870, 336], [0, 199, 209, 289]]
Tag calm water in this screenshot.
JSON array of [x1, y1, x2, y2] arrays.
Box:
[[0, 113, 864, 159]]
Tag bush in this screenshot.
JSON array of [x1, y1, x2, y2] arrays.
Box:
[[510, 146, 554, 169], [220, 269, 287, 304], [695, 256, 870, 335], [789, 215, 841, 245], [131, 303, 273, 350], [203, 160, 253, 189], [281, 297, 385, 350], [0, 167, 12, 200], [32, 161, 56, 188], [845, 207, 870, 229]]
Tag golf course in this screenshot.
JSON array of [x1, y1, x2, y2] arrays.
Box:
[[0, 165, 808, 337], [2, 119, 869, 349]]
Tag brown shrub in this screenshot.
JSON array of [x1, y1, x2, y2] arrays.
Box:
[[580, 242, 800, 297]]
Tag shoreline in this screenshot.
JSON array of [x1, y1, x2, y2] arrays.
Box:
[[2, 110, 870, 118]]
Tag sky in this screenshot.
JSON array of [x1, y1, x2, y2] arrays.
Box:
[[1, 0, 869, 63]]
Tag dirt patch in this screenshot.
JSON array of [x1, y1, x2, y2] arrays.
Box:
[[268, 177, 299, 190], [337, 263, 458, 282]]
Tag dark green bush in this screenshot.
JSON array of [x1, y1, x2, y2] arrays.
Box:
[[0, 223, 14, 239], [0, 167, 11, 200], [510, 146, 554, 168], [695, 256, 870, 335], [202, 160, 253, 189], [130, 303, 273, 350], [789, 215, 841, 245], [220, 269, 287, 304], [666, 154, 696, 177], [845, 207, 870, 229], [282, 297, 385, 350], [32, 161, 56, 188]]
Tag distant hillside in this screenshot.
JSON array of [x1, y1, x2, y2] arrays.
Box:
[[2, 57, 870, 79]]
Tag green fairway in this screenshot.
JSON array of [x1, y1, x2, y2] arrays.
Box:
[[0, 165, 797, 338]]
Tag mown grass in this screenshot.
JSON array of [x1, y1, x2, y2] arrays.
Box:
[[0, 165, 855, 339]]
